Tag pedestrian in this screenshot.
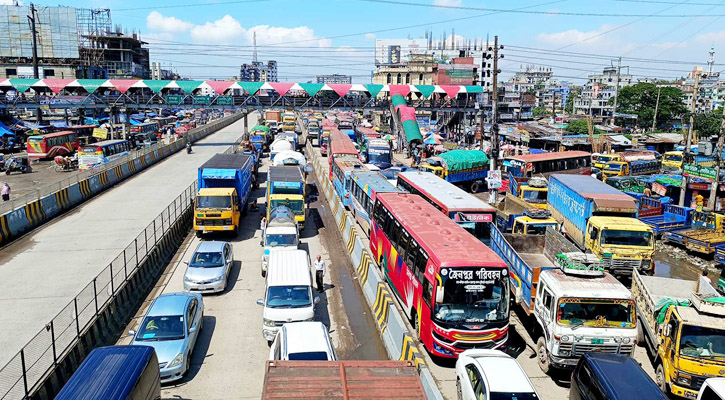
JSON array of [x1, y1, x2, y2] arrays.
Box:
[[1, 182, 9, 202], [702, 269, 712, 284], [260, 216, 266, 238], [314, 254, 326, 292]]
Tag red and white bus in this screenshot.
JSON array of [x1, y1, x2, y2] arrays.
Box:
[[371, 192, 510, 358], [328, 128, 359, 179], [397, 171, 496, 246], [26, 131, 80, 159]]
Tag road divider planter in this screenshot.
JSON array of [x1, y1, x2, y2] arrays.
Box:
[[0, 112, 245, 247], [306, 142, 443, 400]]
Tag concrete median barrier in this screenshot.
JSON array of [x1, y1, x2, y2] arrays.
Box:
[[306, 142, 444, 400], [0, 112, 245, 247]]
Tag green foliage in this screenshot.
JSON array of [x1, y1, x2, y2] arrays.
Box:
[[614, 82, 687, 129], [565, 87, 581, 114], [565, 119, 601, 134], [694, 107, 724, 136], [532, 107, 549, 117]]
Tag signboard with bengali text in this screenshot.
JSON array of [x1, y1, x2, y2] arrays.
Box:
[[92, 128, 108, 140], [683, 163, 717, 180]]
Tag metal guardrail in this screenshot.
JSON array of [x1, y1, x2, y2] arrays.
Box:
[[0, 113, 238, 216], [0, 181, 197, 399]]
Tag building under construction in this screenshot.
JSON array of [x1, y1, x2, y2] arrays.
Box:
[[0, 4, 150, 80]]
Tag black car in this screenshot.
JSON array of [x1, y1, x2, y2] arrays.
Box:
[[570, 353, 667, 400]]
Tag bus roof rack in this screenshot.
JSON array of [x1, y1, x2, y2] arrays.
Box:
[[523, 208, 551, 219], [527, 176, 548, 188]]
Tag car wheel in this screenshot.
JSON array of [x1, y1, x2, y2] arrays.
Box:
[[536, 337, 550, 374], [184, 353, 190, 376], [261, 267, 266, 278], [456, 378, 463, 400], [655, 364, 668, 393]]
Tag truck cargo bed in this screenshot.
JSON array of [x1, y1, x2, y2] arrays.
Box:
[[638, 275, 696, 304]]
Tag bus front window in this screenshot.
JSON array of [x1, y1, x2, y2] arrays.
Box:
[[434, 269, 509, 327]]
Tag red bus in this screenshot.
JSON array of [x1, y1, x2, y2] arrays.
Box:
[[371, 192, 510, 358], [64, 124, 97, 139], [397, 171, 496, 245], [27, 131, 80, 159], [504, 151, 591, 178], [328, 128, 359, 179]]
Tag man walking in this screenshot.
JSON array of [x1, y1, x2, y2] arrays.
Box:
[[1, 182, 10, 201], [314, 254, 325, 292]]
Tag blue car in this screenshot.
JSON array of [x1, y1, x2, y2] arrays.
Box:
[[129, 292, 204, 383]]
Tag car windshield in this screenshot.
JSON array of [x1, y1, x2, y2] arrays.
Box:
[[266, 285, 311, 308], [190, 251, 224, 268], [557, 299, 634, 328], [270, 199, 304, 214], [288, 352, 329, 361], [197, 195, 231, 209], [136, 315, 185, 341], [680, 325, 725, 359], [266, 234, 297, 247], [600, 230, 653, 247], [527, 223, 558, 235], [434, 268, 508, 327], [490, 393, 539, 400], [522, 190, 547, 203]]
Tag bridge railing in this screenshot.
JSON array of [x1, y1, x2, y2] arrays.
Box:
[[0, 181, 197, 400], [0, 113, 234, 216]]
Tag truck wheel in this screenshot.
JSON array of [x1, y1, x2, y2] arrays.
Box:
[[195, 231, 202, 238], [242, 203, 248, 216], [470, 182, 480, 193], [636, 324, 645, 347], [536, 337, 551, 374], [261, 267, 266, 278], [655, 364, 668, 393]]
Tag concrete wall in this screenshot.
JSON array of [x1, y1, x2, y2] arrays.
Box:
[[0, 112, 244, 247], [306, 142, 444, 400]]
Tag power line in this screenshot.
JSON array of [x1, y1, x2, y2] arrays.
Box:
[[114, 0, 269, 11]]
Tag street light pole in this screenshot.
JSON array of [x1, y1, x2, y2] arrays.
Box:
[[680, 72, 701, 206], [652, 86, 661, 132]]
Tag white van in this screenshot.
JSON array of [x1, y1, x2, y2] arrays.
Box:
[[261, 206, 299, 276], [256, 249, 319, 342], [268, 321, 336, 361]]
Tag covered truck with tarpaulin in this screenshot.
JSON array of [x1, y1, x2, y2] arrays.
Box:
[[420, 149, 489, 192], [250, 125, 270, 152]]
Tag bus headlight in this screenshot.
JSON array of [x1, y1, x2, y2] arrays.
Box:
[[622, 337, 631, 344]]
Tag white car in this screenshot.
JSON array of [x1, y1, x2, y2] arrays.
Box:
[[455, 349, 539, 400], [268, 321, 336, 361], [700, 378, 725, 400]]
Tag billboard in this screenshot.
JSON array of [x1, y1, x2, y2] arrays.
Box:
[[375, 39, 427, 65], [0, 5, 79, 59]]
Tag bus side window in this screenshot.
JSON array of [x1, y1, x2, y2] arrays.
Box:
[[415, 249, 428, 282], [391, 221, 401, 249], [399, 230, 409, 263], [422, 279, 433, 308]]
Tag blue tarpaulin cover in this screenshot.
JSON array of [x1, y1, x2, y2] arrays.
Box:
[[0, 121, 16, 137]]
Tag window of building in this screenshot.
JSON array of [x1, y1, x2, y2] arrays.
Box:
[[5, 68, 16, 76], [387, 73, 392, 84], [396, 73, 402, 84], [419, 73, 423, 82], [405, 73, 410, 84], [44, 69, 55, 77]]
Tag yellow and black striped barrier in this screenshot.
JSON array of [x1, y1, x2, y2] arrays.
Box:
[[128, 160, 137, 174], [400, 335, 425, 369], [24, 200, 45, 226], [79, 179, 92, 198], [98, 171, 109, 187], [373, 282, 393, 333], [0, 214, 10, 245], [55, 188, 70, 210], [114, 165, 123, 180], [356, 251, 371, 285], [346, 225, 357, 253]]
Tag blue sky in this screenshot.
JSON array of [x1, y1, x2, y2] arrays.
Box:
[[20, 0, 725, 83]]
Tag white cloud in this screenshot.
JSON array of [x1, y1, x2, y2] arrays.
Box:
[[433, 0, 462, 6], [246, 25, 330, 48], [695, 31, 725, 44], [146, 11, 192, 33], [365, 33, 376, 39], [537, 25, 618, 46], [190, 15, 246, 44]]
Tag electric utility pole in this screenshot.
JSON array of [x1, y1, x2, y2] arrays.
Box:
[[652, 85, 661, 131], [680, 71, 701, 206], [708, 104, 725, 210], [28, 3, 42, 123], [488, 36, 503, 203], [611, 57, 622, 126]]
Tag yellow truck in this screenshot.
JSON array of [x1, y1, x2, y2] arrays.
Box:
[[508, 174, 547, 209], [266, 166, 306, 229], [282, 112, 296, 133], [662, 151, 684, 172], [632, 269, 725, 398], [495, 192, 558, 234], [194, 154, 253, 237]]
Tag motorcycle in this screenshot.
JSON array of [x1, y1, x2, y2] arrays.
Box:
[[5, 156, 32, 175]]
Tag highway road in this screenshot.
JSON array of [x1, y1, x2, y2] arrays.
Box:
[[0, 115, 252, 368], [311, 145, 657, 400], [118, 152, 386, 399]]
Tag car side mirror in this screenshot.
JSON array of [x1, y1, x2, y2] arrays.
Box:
[[435, 287, 444, 304], [663, 324, 671, 337], [189, 326, 197, 334], [314, 296, 321, 304], [256, 299, 264, 306], [128, 329, 136, 337]]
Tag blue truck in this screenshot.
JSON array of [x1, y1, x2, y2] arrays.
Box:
[[194, 153, 253, 236], [420, 149, 489, 192], [639, 203, 692, 236]]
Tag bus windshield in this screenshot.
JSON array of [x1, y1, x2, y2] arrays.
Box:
[[368, 147, 392, 164], [601, 230, 653, 247], [197, 196, 232, 209], [434, 268, 508, 327], [680, 325, 725, 359], [557, 299, 634, 328]]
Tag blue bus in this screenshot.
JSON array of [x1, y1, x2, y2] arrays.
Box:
[[78, 139, 131, 170], [331, 158, 366, 208], [364, 138, 392, 165], [349, 170, 400, 235]]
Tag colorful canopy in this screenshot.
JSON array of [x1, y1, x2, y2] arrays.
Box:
[[0, 79, 484, 98]]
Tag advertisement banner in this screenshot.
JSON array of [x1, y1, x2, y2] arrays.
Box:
[[92, 128, 108, 140], [683, 163, 717, 180], [652, 182, 667, 196]]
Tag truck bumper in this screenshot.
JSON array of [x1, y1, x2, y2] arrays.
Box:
[[670, 382, 699, 399], [548, 354, 580, 369], [195, 225, 236, 232]]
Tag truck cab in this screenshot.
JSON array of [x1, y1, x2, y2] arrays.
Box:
[[593, 153, 621, 170], [511, 209, 558, 235], [584, 216, 655, 276], [510, 174, 548, 209], [662, 151, 683, 172], [533, 261, 637, 373], [194, 188, 241, 236], [602, 161, 629, 179]]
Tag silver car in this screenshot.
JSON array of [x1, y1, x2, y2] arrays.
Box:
[[183, 241, 233, 293], [129, 292, 204, 383]]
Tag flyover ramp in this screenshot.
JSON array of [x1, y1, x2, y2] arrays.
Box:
[[0, 116, 254, 367]]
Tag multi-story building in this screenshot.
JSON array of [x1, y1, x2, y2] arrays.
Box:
[[432, 56, 477, 85], [537, 83, 571, 112], [240, 60, 277, 82], [372, 53, 435, 85], [316, 74, 352, 84], [573, 67, 633, 116], [84, 32, 150, 79]]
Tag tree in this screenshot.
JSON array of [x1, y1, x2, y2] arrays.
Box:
[[532, 107, 549, 117], [564, 87, 581, 115], [612, 82, 687, 129], [565, 119, 600, 134], [694, 107, 723, 137]]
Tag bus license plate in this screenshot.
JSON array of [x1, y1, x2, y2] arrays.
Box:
[[591, 339, 604, 344]]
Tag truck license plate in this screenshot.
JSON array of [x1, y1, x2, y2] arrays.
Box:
[[591, 339, 604, 344], [223, 226, 230, 230]]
